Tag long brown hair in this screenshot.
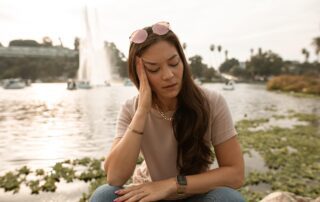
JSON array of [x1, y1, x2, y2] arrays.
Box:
[[128, 26, 213, 175]]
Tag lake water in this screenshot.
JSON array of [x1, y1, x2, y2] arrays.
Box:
[[0, 83, 319, 174], [1, 82, 319, 201]]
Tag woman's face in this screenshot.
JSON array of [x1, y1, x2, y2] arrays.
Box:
[[140, 40, 184, 101]]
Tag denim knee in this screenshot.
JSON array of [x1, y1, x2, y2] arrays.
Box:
[[90, 184, 122, 202], [205, 187, 245, 202], [186, 187, 245, 202]]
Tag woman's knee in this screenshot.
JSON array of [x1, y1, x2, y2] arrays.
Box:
[[205, 187, 245, 202], [90, 184, 122, 202]]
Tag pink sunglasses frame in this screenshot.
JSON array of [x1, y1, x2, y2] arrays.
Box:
[[129, 21, 171, 44]]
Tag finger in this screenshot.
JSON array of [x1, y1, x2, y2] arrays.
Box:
[[116, 185, 141, 195], [136, 58, 148, 86], [126, 191, 149, 202], [116, 189, 144, 201], [136, 57, 144, 81]]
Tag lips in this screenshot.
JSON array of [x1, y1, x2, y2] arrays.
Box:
[[163, 83, 177, 89]]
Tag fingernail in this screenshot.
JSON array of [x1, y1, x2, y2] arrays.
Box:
[[114, 190, 120, 194]]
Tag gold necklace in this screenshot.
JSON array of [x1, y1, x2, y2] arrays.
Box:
[[155, 103, 173, 121]]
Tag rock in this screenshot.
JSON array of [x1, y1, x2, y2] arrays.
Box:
[[260, 191, 317, 202]]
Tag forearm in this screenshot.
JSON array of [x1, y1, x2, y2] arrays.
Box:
[[185, 166, 244, 194], [105, 109, 148, 186], [164, 166, 244, 200]]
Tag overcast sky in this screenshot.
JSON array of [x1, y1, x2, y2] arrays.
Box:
[[0, 0, 319, 67]]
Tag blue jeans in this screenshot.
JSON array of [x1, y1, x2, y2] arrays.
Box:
[[90, 184, 245, 202]]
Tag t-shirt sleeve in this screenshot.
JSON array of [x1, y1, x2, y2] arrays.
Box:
[[210, 92, 237, 146], [115, 97, 136, 139]]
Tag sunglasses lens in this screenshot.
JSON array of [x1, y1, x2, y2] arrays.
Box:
[[130, 29, 148, 44], [152, 22, 170, 35]]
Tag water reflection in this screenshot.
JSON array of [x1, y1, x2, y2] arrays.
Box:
[[0, 83, 319, 173]]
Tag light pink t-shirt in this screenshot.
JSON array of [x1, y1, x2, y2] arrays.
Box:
[[115, 87, 237, 182]]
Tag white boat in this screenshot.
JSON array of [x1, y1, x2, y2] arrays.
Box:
[[105, 81, 111, 86], [194, 78, 202, 86], [222, 80, 235, 90], [123, 78, 133, 86], [3, 79, 26, 89], [76, 81, 92, 89]]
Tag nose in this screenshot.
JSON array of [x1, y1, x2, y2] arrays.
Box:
[[161, 66, 174, 80]]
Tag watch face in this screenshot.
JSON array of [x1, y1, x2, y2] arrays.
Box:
[[177, 175, 187, 185]]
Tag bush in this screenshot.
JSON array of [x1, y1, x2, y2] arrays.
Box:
[[267, 75, 320, 95]]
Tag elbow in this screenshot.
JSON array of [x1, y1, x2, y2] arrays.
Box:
[[233, 175, 244, 189], [231, 169, 245, 189], [106, 175, 128, 187], [107, 173, 130, 187], [104, 160, 109, 176]]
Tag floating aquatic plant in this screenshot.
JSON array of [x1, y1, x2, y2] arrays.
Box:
[[0, 112, 319, 202]]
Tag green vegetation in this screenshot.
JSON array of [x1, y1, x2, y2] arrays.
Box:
[[188, 55, 219, 81], [0, 56, 79, 82], [267, 75, 320, 95], [237, 113, 320, 201], [0, 158, 104, 194], [0, 156, 145, 201]]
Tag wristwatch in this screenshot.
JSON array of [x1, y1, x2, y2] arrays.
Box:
[[176, 175, 187, 196]]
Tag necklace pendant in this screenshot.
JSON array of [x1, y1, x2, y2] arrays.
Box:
[[155, 104, 173, 121]]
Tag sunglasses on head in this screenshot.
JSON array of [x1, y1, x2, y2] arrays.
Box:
[[129, 21, 171, 44]]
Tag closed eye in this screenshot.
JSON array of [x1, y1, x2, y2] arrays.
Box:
[[169, 62, 179, 67], [147, 68, 160, 73], [169, 59, 180, 67]]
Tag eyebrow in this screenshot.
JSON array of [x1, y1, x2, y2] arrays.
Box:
[[142, 54, 178, 65]]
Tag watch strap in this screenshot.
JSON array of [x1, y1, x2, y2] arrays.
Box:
[[176, 175, 187, 195]]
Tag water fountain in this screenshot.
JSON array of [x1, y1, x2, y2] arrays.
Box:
[[77, 6, 111, 88]]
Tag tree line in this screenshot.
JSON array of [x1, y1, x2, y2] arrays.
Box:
[[0, 36, 319, 82]]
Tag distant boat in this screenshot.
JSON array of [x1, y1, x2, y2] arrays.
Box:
[[67, 79, 77, 90], [105, 81, 111, 86], [77, 81, 92, 89], [3, 78, 26, 89], [194, 78, 202, 86], [222, 80, 235, 91], [123, 78, 133, 86]]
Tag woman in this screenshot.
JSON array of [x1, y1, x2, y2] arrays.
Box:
[[90, 22, 245, 202]]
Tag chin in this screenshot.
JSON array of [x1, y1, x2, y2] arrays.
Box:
[[162, 90, 180, 99]]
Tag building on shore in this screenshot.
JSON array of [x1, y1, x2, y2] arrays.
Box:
[[0, 46, 77, 58]]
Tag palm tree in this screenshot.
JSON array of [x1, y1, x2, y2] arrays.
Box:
[[182, 42, 188, 59], [210, 44, 215, 68], [301, 48, 310, 62], [217, 45, 222, 70], [224, 50, 228, 61], [250, 48, 254, 57], [312, 36, 320, 62], [258, 47, 262, 56], [74, 37, 80, 51], [210, 44, 215, 52], [217, 45, 222, 53], [182, 42, 187, 50]]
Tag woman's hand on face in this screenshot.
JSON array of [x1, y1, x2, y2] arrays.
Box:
[[136, 57, 152, 114], [114, 179, 176, 202]]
